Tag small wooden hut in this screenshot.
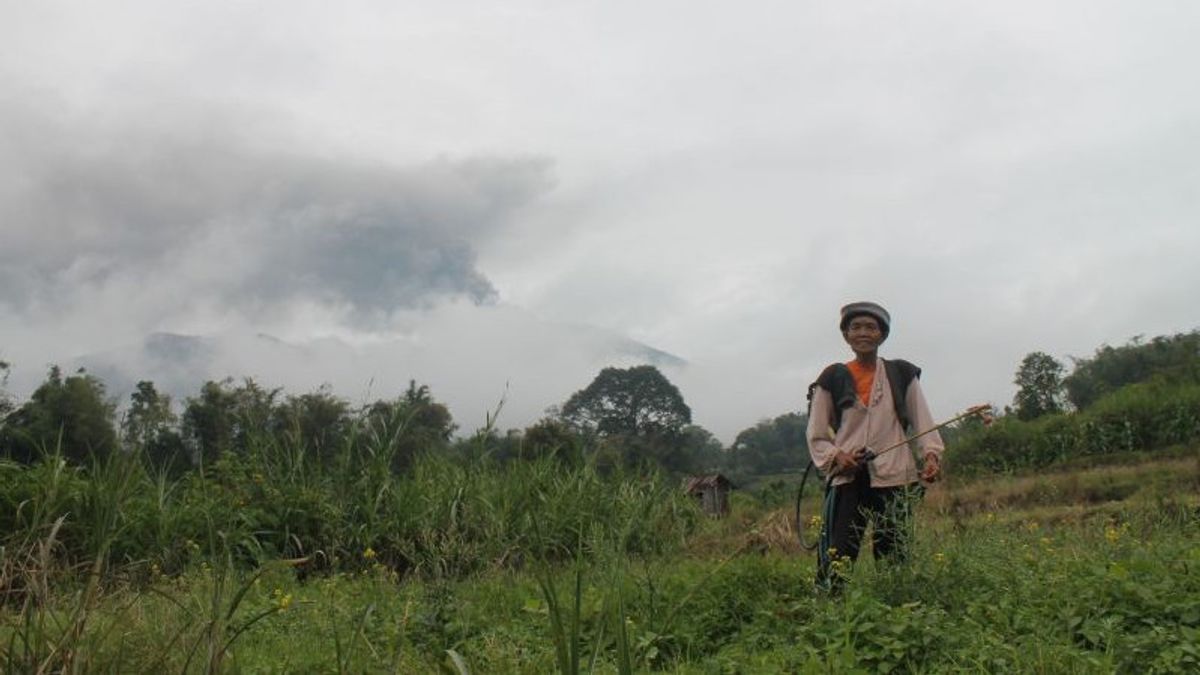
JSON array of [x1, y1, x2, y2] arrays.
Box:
[[683, 474, 734, 517]]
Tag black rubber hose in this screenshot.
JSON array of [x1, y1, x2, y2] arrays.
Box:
[[795, 456, 857, 551], [794, 461, 821, 551]]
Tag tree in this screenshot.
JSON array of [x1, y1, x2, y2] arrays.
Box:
[[0, 366, 118, 464], [728, 412, 809, 476], [273, 386, 351, 463], [561, 365, 691, 437], [123, 380, 186, 474], [124, 380, 176, 447], [561, 365, 693, 473], [677, 424, 725, 474], [521, 418, 582, 463], [1013, 351, 1066, 421], [181, 378, 280, 467], [182, 380, 236, 465], [362, 380, 456, 470]]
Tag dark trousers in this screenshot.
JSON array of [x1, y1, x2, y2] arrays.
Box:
[[817, 468, 918, 589]]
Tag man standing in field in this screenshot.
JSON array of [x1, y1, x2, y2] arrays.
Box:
[[806, 302, 943, 590]]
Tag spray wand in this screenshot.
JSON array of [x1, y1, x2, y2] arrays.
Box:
[[852, 404, 995, 465]]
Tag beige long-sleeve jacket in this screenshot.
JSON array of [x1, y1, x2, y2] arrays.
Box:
[[805, 358, 943, 488]]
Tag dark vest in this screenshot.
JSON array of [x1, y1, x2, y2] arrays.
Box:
[[806, 359, 921, 432]]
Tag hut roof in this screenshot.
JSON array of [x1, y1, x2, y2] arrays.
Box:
[[683, 473, 735, 494]]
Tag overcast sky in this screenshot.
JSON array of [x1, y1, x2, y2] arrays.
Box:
[[2, 1, 1198, 441]]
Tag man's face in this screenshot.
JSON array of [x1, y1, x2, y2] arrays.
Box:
[[843, 315, 884, 357]]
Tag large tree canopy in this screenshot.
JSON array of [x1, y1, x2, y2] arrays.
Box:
[[561, 365, 691, 437], [1013, 351, 1066, 421]]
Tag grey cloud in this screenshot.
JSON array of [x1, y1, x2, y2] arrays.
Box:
[[5, 1, 1199, 441], [0, 106, 552, 319]]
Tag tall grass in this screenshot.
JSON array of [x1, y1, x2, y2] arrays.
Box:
[[0, 440, 142, 673], [0, 417, 699, 671], [2, 428, 697, 587]]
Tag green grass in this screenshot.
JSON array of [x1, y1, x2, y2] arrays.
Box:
[[4, 449, 1198, 673], [5, 502, 1197, 672]]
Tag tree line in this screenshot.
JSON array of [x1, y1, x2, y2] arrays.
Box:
[[1011, 330, 1200, 420], [0, 360, 809, 479], [9, 328, 1188, 481]]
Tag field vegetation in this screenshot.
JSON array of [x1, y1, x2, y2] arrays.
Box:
[[1, 331, 1198, 672]]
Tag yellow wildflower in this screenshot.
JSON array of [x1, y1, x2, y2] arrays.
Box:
[[828, 555, 852, 579], [271, 587, 293, 610], [1104, 522, 1129, 544], [363, 547, 377, 560]]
